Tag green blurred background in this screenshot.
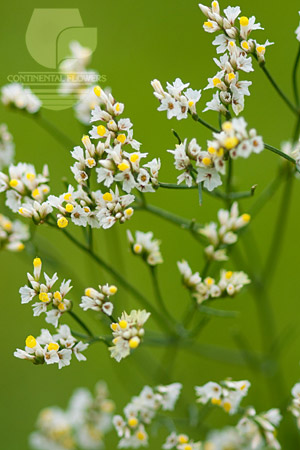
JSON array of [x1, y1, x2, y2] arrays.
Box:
[[1, 0, 300, 448]]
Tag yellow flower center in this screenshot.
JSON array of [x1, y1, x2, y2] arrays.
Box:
[[102, 192, 113, 202], [26, 335, 37, 348], [97, 125, 106, 137], [57, 217, 68, 228]]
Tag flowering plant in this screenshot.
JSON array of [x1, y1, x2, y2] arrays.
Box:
[[2, 1, 300, 449]]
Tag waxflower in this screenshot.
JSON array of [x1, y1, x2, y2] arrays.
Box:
[[151, 78, 201, 120], [237, 407, 282, 449], [14, 325, 88, 369], [30, 381, 115, 450], [1, 83, 41, 113], [109, 310, 150, 362], [0, 213, 29, 252], [80, 283, 118, 316], [199, 2, 273, 114], [113, 383, 182, 448], [127, 230, 163, 266], [0, 162, 51, 221], [199, 201, 251, 260], [163, 432, 201, 450], [178, 260, 250, 304], [166, 119, 263, 192], [19, 257, 72, 327], [289, 382, 300, 428], [0, 123, 14, 170], [195, 379, 251, 415]]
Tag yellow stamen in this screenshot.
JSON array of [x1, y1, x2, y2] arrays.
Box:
[[223, 401, 232, 413], [54, 291, 62, 301], [217, 147, 224, 157], [33, 257, 42, 267], [240, 16, 249, 26], [133, 243, 142, 253], [102, 192, 113, 202], [222, 121, 233, 131], [117, 134, 126, 144], [188, 100, 194, 107], [65, 203, 74, 213], [26, 335, 37, 348], [115, 103, 121, 112], [136, 431, 146, 441], [130, 154, 139, 163], [64, 193, 72, 201], [202, 157, 212, 166], [128, 417, 138, 428], [9, 179, 19, 188], [26, 173, 35, 181], [97, 125, 106, 137], [178, 435, 189, 444], [94, 86, 101, 97], [208, 146, 216, 155], [242, 213, 251, 222], [204, 21, 213, 28], [57, 217, 68, 228], [48, 342, 59, 352], [225, 271, 233, 279], [257, 46, 265, 54], [211, 397, 222, 405], [58, 302, 66, 311], [109, 285, 118, 294], [39, 292, 49, 302], [224, 137, 239, 150], [212, 77, 221, 87], [85, 288, 92, 297], [129, 337, 140, 349], [118, 162, 130, 171], [228, 72, 235, 81], [125, 208, 133, 216], [119, 320, 128, 329], [17, 243, 25, 251], [111, 323, 118, 331], [32, 188, 40, 198], [242, 41, 250, 50]]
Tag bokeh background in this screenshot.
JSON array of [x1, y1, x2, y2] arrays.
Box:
[[1, 0, 300, 448]]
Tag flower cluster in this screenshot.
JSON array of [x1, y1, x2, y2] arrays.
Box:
[[89, 86, 160, 193], [80, 283, 118, 316], [199, 1, 273, 115], [0, 123, 14, 170], [204, 427, 246, 449], [178, 260, 250, 304], [1, 83, 41, 113], [14, 325, 88, 369], [167, 118, 264, 191], [49, 183, 135, 229], [0, 162, 51, 222], [163, 433, 201, 450], [58, 41, 98, 96], [289, 382, 300, 428], [237, 407, 282, 449], [113, 383, 182, 448], [199, 202, 251, 261], [58, 41, 109, 125], [0, 213, 29, 252], [30, 381, 115, 450], [109, 310, 150, 362], [127, 230, 163, 266], [195, 379, 250, 415], [151, 78, 201, 120], [19, 257, 72, 327]]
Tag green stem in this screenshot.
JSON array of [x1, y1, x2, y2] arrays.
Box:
[[292, 44, 300, 106], [68, 310, 93, 337], [190, 112, 219, 133], [49, 223, 173, 333], [149, 266, 174, 324], [137, 202, 201, 230], [260, 64, 299, 116], [262, 169, 294, 284], [264, 143, 299, 170]]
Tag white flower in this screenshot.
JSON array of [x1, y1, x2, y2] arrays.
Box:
[[1, 83, 41, 113], [196, 167, 222, 191]]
